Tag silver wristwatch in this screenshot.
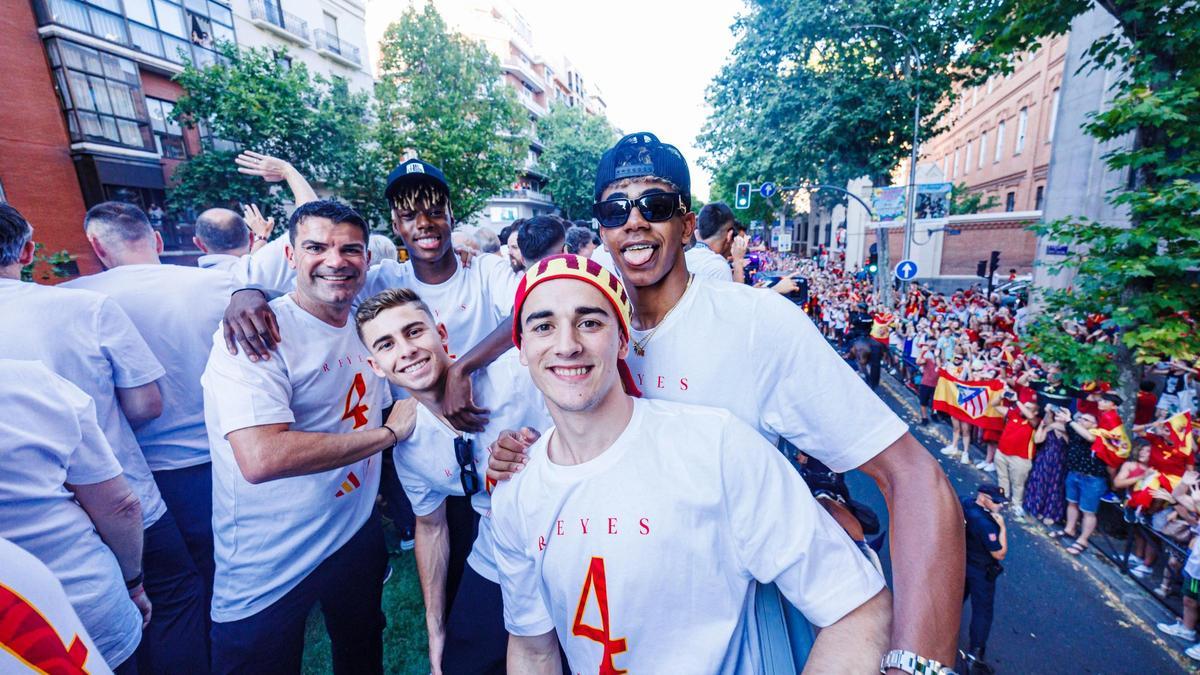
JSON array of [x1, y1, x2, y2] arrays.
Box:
[[880, 649, 957, 674]]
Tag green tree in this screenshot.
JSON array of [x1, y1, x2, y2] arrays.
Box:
[[537, 103, 617, 219], [374, 5, 526, 224], [963, 2, 1200, 409], [948, 183, 1001, 215], [170, 42, 379, 223]]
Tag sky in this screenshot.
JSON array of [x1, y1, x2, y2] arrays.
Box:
[[501, 0, 746, 201]]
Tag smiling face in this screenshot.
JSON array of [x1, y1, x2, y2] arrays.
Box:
[[286, 216, 369, 310], [518, 278, 627, 413], [361, 303, 451, 395], [392, 194, 453, 263], [597, 178, 695, 289]]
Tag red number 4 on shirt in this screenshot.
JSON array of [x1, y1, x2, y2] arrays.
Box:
[[572, 556, 627, 674], [341, 373, 369, 429]]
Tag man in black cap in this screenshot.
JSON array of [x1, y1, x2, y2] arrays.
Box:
[[962, 484, 1009, 672], [490, 131, 965, 674]]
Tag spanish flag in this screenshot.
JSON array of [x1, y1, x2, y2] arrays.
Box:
[[932, 370, 1005, 430], [1168, 411, 1195, 456], [870, 312, 894, 344], [1127, 469, 1180, 510], [1092, 424, 1131, 469]]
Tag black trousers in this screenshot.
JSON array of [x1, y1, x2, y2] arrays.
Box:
[[210, 512, 388, 675], [962, 564, 996, 653], [138, 510, 209, 674], [442, 564, 506, 674]]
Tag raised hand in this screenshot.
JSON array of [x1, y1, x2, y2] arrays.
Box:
[[235, 150, 294, 183], [242, 203, 275, 241]]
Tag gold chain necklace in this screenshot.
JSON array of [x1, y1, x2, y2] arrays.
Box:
[[632, 274, 693, 357]]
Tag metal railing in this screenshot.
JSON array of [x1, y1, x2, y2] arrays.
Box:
[[249, 0, 309, 42], [501, 189, 553, 203], [314, 29, 361, 65]]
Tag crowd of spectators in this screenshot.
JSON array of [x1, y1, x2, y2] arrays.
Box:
[[754, 249, 1200, 659]]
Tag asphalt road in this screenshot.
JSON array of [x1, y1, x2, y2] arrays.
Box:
[[841, 373, 1190, 674]]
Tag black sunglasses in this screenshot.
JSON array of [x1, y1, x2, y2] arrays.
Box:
[[454, 437, 481, 497], [592, 192, 685, 228]]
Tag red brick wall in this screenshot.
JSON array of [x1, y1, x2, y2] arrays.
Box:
[[863, 221, 1038, 276], [140, 71, 198, 187], [938, 222, 1038, 275], [0, 3, 98, 276]]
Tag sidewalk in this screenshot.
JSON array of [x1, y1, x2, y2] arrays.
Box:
[[876, 373, 1194, 673]]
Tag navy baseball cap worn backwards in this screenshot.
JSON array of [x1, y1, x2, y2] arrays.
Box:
[[594, 132, 691, 207], [978, 484, 1010, 504], [385, 158, 449, 203]]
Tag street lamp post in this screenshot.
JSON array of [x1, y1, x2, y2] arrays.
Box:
[[852, 24, 923, 301]]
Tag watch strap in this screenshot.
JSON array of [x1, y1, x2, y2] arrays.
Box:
[[880, 649, 957, 675]]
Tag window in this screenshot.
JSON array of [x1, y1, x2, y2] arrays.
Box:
[[48, 39, 153, 151], [146, 97, 185, 158], [964, 142, 972, 174], [952, 147, 960, 178], [39, 0, 235, 66], [323, 12, 339, 39], [995, 120, 1005, 162], [1015, 107, 1028, 155], [978, 132, 987, 169], [986, 77, 993, 95], [1035, 185, 1045, 211], [1047, 89, 1060, 143], [1005, 192, 1015, 212], [942, 155, 949, 178]]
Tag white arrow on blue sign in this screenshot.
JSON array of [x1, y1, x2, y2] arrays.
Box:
[[760, 182, 777, 198], [894, 259, 919, 281]]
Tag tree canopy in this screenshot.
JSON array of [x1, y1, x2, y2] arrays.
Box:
[[373, 5, 527, 224], [536, 103, 617, 220]]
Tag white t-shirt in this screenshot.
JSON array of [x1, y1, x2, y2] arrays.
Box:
[[224, 234, 294, 291], [0, 279, 167, 528], [625, 278, 908, 472], [64, 264, 236, 471], [0, 360, 141, 668], [392, 349, 551, 583], [491, 398, 885, 673], [0, 537, 115, 675], [590, 244, 620, 276], [201, 294, 390, 622], [685, 243, 734, 282]]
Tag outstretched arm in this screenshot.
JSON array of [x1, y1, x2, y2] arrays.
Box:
[[860, 433, 965, 667], [235, 150, 318, 205]]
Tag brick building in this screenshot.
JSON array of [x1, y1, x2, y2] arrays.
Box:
[[0, 0, 373, 275]]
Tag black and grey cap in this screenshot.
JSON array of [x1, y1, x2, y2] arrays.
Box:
[[978, 484, 1010, 504], [593, 132, 691, 207], [384, 158, 450, 203]]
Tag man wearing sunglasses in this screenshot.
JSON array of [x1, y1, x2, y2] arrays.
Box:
[[491, 132, 965, 674], [355, 288, 550, 675]]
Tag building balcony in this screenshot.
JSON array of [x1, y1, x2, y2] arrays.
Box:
[[314, 30, 362, 68], [516, 90, 546, 117], [503, 61, 545, 92], [249, 0, 310, 46], [500, 189, 554, 204]]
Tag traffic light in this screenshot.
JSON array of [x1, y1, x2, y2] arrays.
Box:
[[988, 250, 1001, 276], [976, 260, 988, 278], [735, 182, 751, 209], [867, 248, 879, 275]]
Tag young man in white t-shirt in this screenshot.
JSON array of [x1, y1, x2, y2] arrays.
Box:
[[356, 288, 550, 674], [491, 132, 965, 673], [494, 255, 890, 672], [685, 201, 746, 283], [0, 203, 212, 673], [201, 200, 415, 673], [221, 158, 518, 435], [66, 202, 237, 606], [0, 360, 147, 673]]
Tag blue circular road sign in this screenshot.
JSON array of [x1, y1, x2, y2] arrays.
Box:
[[760, 182, 777, 198], [894, 259, 919, 281]]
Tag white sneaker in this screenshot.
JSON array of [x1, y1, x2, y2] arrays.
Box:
[[975, 460, 989, 469], [983, 462, 996, 473], [1185, 642, 1200, 660], [940, 445, 958, 456], [1011, 506, 1026, 519], [1131, 564, 1153, 578], [1161, 621, 1198, 641], [960, 452, 973, 465]]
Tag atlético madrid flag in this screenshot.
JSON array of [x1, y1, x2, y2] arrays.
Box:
[[932, 370, 1005, 430]]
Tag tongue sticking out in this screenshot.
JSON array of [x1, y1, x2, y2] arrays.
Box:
[[623, 246, 655, 267]]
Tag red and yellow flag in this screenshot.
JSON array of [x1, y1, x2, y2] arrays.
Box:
[[1092, 424, 1132, 469], [1168, 411, 1195, 457], [1127, 469, 1180, 510], [932, 370, 1005, 430]]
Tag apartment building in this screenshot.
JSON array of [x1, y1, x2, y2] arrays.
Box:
[[231, 0, 372, 92], [0, 0, 372, 274]]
